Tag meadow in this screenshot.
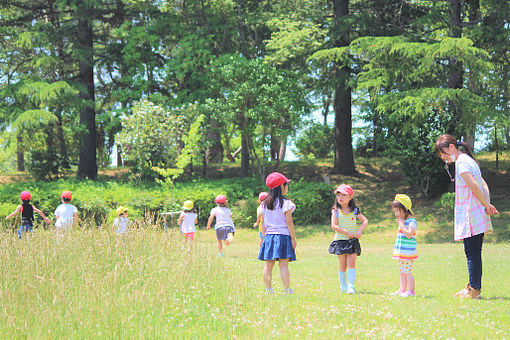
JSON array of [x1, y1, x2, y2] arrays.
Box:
[[1, 225, 509, 339]]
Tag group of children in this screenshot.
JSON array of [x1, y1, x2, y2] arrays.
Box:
[[6, 175, 417, 298]]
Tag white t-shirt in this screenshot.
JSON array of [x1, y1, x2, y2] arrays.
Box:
[[180, 212, 197, 233], [260, 198, 296, 236], [54, 203, 78, 230], [210, 206, 234, 230], [113, 216, 129, 235]]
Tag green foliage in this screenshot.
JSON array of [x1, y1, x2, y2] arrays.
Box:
[[287, 179, 332, 225], [434, 192, 455, 215], [26, 150, 60, 181], [294, 122, 333, 159]]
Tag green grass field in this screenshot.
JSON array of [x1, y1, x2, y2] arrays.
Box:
[[1, 226, 509, 339]]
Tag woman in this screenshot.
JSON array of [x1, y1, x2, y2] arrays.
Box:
[[435, 134, 498, 299]]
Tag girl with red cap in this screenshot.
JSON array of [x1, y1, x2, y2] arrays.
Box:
[[207, 194, 235, 257], [253, 192, 269, 246], [54, 191, 78, 233], [328, 184, 368, 294], [6, 191, 51, 238], [258, 172, 296, 295]]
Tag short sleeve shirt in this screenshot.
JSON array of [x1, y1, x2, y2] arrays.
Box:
[[260, 198, 296, 236], [180, 212, 197, 233], [210, 207, 234, 230], [54, 204, 78, 229], [454, 153, 492, 240]]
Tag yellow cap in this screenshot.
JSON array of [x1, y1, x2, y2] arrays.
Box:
[[183, 200, 194, 210], [116, 206, 128, 216], [394, 194, 413, 214]]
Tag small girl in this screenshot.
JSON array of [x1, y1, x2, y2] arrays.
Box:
[[6, 191, 51, 238], [113, 206, 130, 235], [258, 172, 296, 295], [206, 195, 235, 256], [391, 194, 418, 297], [177, 200, 198, 243], [328, 184, 368, 294], [253, 192, 269, 246]]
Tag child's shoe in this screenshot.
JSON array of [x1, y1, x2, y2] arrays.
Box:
[[226, 234, 234, 246], [283, 288, 294, 294], [265, 288, 274, 295], [390, 289, 405, 296], [346, 284, 355, 294], [218, 252, 225, 258], [400, 290, 416, 297]]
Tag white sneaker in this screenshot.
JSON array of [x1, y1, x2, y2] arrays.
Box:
[[226, 234, 234, 245], [346, 284, 355, 294], [391, 289, 405, 296], [400, 290, 416, 297], [265, 288, 274, 295], [283, 288, 294, 294]]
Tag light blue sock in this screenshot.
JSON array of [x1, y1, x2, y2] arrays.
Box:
[[338, 271, 347, 290], [347, 268, 356, 286]]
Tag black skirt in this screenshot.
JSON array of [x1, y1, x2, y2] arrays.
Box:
[[328, 239, 361, 256]]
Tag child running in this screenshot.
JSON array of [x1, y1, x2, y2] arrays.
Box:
[[258, 172, 297, 295], [253, 192, 269, 246], [328, 184, 368, 294], [206, 195, 235, 257], [113, 206, 130, 235], [54, 191, 78, 233], [5, 191, 51, 238], [390, 194, 418, 297], [177, 200, 198, 244]]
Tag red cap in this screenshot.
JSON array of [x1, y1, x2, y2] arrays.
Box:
[[265, 172, 291, 189], [61, 191, 72, 200], [215, 195, 227, 204], [334, 184, 354, 195], [20, 191, 31, 200], [258, 192, 269, 202]]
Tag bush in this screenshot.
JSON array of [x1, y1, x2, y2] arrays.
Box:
[[434, 192, 455, 215], [294, 123, 334, 159], [27, 150, 60, 181]]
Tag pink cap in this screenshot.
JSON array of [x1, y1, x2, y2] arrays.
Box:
[[265, 172, 291, 189], [258, 192, 269, 202], [334, 184, 354, 195], [20, 191, 31, 200], [215, 195, 227, 204], [61, 191, 72, 200]]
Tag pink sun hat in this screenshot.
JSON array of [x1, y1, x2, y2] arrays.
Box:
[[334, 184, 354, 195]]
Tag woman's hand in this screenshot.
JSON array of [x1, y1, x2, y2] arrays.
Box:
[[485, 204, 499, 216]]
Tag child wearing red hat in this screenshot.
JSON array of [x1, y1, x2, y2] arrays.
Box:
[[54, 191, 78, 233], [258, 172, 296, 295], [253, 192, 269, 246], [5, 191, 51, 238], [207, 194, 235, 257], [328, 184, 368, 294]]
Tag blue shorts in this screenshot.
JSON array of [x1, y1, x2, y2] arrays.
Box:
[[258, 234, 296, 262], [216, 226, 235, 240]]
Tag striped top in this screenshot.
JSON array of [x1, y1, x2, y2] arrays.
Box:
[[454, 153, 492, 241], [393, 218, 418, 260], [333, 209, 358, 241]]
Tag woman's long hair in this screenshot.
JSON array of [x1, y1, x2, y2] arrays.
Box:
[[262, 183, 288, 210], [435, 134, 477, 163]]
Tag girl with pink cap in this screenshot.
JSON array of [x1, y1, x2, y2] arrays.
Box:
[[328, 184, 368, 294], [5, 191, 51, 238], [258, 172, 296, 295], [207, 194, 235, 257]]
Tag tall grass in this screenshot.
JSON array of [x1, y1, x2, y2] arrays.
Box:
[[1, 226, 509, 338]]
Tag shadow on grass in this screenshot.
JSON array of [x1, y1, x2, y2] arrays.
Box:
[[482, 296, 510, 301]]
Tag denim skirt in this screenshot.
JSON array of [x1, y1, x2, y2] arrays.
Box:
[[258, 234, 296, 262]]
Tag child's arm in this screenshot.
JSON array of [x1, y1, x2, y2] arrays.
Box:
[[177, 213, 184, 226], [330, 210, 354, 238], [206, 213, 215, 230], [260, 214, 266, 237], [398, 219, 414, 239], [253, 213, 261, 228], [5, 206, 22, 220], [355, 213, 368, 239], [285, 210, 297, 249], [33, 206, 51, 224]]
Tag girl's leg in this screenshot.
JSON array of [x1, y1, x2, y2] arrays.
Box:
[[337, 255, 347, 291], [463, 233, 484, 290], [407, 273, 415, 292], [399, 261, 408, 291], [346, 254, 357, 293], [217, 240, 223, 254], [278, 258, 291, 289], [263, 260, 276, 289]]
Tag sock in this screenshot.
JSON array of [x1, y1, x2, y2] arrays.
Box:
[[338, 271, 347, 289], [347, 268, 356, 286]]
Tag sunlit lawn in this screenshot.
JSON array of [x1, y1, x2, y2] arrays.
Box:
[[1, 226, 509, 339]]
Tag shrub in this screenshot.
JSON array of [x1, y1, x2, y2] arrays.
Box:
[[294, 123, 334, 159]]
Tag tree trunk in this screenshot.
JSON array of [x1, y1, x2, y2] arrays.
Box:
[[16, 134, 25, 172], [205, 120, 224, 164], [240, 131, 249, 178], [332, 0, 355, 175], [76, 16, 97, 179], [447, 0, 464, 136], [278, 137, 287, 162], [117, 144, 123, 167]]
